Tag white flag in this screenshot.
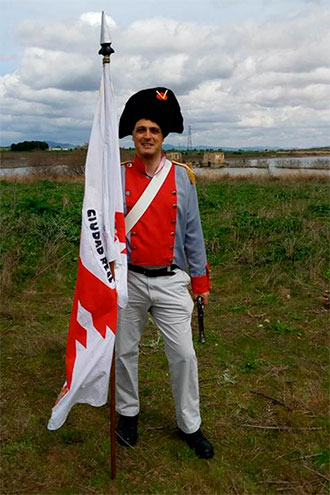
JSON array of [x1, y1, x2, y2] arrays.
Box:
[[48, 47, 127, 431]]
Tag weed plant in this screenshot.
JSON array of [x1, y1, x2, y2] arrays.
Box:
[[0, 178, 329, 494]]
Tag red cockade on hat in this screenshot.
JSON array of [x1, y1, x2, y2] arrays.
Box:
[[156, 90, 168, 101]]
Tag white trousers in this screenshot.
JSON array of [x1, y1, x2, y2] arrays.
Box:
[[115, 268, 201, 434]]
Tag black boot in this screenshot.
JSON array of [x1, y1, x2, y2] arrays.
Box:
[[116, 414, 139, 447], [178, 428, 214, 459]]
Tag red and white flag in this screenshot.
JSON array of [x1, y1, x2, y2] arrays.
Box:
[[48, 32, 127, 431]]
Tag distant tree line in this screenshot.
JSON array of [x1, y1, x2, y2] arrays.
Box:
[[10, 141, 49, 151]]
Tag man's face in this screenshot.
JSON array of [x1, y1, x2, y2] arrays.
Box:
[[132, 119, 164, 159]]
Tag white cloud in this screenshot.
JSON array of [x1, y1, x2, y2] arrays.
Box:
[[19, 48, 99, 91], [17, 12, 116, 54], [0, 4, 329, 147], [80, 12, 116, 29]]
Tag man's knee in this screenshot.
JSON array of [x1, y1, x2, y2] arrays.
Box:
[[171, 345, 197, 366]]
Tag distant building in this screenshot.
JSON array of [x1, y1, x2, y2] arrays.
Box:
[[166, 151, 183, 162], [202, 151, 225, 168], [184, 151, 203, 167]]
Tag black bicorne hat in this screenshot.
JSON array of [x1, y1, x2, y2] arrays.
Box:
[[119, 87, 184, 138]]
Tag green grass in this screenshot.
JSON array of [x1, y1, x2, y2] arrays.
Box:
[[1, 178, 329, 494]]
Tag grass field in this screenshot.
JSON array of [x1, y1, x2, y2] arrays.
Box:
[[1, 177, 329, 495]]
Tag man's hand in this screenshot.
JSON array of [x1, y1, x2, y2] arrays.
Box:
[[193, 291, 210, 306]]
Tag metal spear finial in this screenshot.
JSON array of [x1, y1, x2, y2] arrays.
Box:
[[99, 11, 114, 62]]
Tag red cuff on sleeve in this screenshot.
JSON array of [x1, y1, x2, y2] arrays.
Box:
[[191, 264, 211, 294]]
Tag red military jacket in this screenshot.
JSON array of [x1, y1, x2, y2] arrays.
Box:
[[121, 155, 210, 293]]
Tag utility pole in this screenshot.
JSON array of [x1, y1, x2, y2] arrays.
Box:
[[187, 125, 192, 150]]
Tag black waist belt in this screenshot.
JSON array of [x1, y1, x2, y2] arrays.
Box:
[[128, 264, 178, 277]]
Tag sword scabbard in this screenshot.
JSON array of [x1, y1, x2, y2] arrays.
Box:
[[196, 296, 206, 344]]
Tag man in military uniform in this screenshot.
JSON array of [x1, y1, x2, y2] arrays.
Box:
[[116, 87, 214, 459]]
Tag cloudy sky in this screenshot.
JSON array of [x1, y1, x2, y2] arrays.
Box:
[[1, 0, 329, 148]]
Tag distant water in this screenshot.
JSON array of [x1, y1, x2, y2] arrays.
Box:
[[194, 156, 330, 178], [244, 156, 330, 169], [0, 155, 329, 177], [0, 164, 67, 177]]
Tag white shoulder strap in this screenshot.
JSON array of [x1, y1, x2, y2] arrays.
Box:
[[125, 159, 172, 234]]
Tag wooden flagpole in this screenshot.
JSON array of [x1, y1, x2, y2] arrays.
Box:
[[99, 12, 117, 481], [110, 348, 117, 480], [109, 259, 116, 480]]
